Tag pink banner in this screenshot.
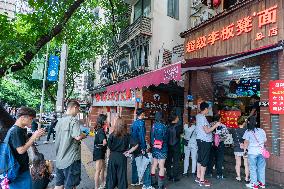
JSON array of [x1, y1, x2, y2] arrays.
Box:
[[107, 63, 181, 93]]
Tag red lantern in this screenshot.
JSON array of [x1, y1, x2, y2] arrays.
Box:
[[213, 0, 221, 7]]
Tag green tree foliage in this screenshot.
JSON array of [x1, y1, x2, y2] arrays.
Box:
[[0, 0, 129, 108], [0, 78, 53, 110]]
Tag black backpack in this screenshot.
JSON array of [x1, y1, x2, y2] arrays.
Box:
[[168, 124, 178, 146]]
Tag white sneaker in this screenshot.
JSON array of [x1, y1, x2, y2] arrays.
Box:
[[131, 182, 140, 186], [53, 140, 56, 143], [246, 183, 258, 189], [142, 186, 155, 189], [43, 141, 48, 144]]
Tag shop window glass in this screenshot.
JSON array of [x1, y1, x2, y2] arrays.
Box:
[[167, 0, 179, 20]]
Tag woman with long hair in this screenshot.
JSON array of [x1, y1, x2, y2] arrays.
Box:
[[243, 117, 267, 189], [106, 117, 138, 189], [150, 111, 168, 189], [93, 114, 108, 189], [30, 153, 53, 189]]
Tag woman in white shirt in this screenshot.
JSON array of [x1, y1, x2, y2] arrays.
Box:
[[183, 117, 198, 178], [243, 117, 267, 189]]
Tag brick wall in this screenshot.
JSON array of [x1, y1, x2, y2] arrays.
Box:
[[184, 70, 214, 117], [259, 52, 284, 185], [88, 106, 107, 129]]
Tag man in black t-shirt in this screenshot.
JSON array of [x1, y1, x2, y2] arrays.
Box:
[[6, 107, 45, 189]]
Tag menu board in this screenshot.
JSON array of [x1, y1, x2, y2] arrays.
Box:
[[269, 80, 284, 114], [236, 78, 260, 97], [220, 110, 241, 128]]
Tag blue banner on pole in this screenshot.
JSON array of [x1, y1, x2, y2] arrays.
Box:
[[47, 55, 60, 81]]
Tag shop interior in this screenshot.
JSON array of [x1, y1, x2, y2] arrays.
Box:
[[211, 57, 260, 128]]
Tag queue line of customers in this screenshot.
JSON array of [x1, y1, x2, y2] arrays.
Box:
[[89, 103, 268, 189], [3, 100, 267, 189]]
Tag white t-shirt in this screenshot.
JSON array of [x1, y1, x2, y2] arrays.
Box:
[[243, 128, 267, 155], [196, 114, 212, 142], [184, 124, 197, 144]]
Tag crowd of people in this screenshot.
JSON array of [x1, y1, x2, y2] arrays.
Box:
[[1, 99, 268, 189]]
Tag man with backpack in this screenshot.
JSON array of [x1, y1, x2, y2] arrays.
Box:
[[4, 107, 45, 189], [166, 111, 183, 182]]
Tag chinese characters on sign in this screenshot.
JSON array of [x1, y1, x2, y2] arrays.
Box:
[[220, 110, 241, 128], [269, 80, 284, 114], [186, 5, 278, 53], [95, 90, 136, 102]]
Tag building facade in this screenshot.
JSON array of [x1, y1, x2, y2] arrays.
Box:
[[181, 0, 284, 185], [90, 0, 189, 130]]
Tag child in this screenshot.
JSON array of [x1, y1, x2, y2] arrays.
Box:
[[183, 116, 198, 178], [206, 115, 229, 179], [30, 153, 53, 189], [231, 116, 249, 183]]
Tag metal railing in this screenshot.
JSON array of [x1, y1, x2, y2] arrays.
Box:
[[118, 16, 152, 45]]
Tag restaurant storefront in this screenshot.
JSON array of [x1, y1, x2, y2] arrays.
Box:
[[181, 0, 284, 185], [89, 62, 183, 137]]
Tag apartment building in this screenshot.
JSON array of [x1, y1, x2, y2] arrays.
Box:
[[0, 0, 31, 18]]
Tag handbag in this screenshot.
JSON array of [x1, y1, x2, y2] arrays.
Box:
[[183, 127, 195, 146], [152, 125, 164, 149], [214, 133, 220, 147], [252, 131, 270, 159]]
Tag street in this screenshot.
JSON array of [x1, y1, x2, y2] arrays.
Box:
[[36, 136, 283, 189]]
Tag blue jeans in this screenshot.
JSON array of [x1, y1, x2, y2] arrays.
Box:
[[248, 154, 266, 185], [132, 158, 151, 187], [9, 171, 32, 189]]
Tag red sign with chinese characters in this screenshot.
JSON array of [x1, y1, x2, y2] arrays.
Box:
[[186, 5, 278, 54], [220, 110, 241, 128], [269, 80, 284, 114]]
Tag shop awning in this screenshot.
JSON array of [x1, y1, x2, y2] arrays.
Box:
[[182, 43, 284, 72], [106, 62, 182, 93]]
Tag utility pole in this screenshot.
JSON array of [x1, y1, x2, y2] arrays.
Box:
[[56, 44, 68, 117], [39, 43, 49, 128]]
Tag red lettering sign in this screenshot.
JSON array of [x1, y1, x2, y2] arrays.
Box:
[[269, 80, 284, 114], [257, 5, 277, 28], [196, 36, 207, 49], [186, 5, 278, 54], [220, 110, 241, 128], [186, 40, 196, 53], [207, 31, 220, 45], [220, 23, 235, 40], [236, 16, 253, 35]]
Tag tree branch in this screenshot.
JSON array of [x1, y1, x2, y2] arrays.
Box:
[[108, 0, 117, 35], [0, 0, 85, 77]]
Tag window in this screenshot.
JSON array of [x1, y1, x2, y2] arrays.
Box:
[[134, 0, 151, 21], [134, 0, 142, 21], [167, 0, 179, 20]]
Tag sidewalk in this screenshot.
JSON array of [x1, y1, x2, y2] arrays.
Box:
[[37, 136, 282, 189]]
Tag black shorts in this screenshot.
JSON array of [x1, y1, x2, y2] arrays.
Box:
[[93, 148, 106, 161], [197, 139, 212, 167], [55, 160, 81, 189]]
